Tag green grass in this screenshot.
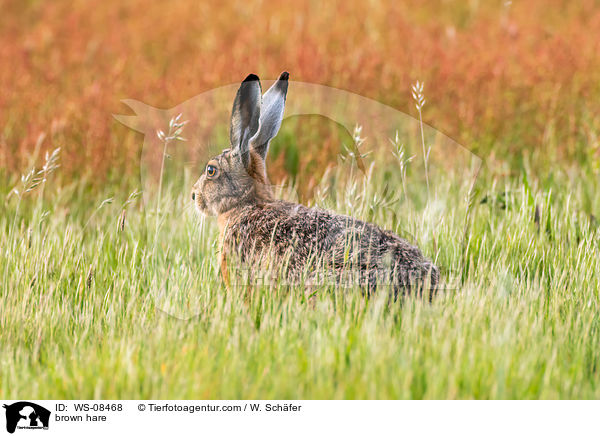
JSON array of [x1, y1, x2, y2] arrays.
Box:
[[1, 144, 599, 399]]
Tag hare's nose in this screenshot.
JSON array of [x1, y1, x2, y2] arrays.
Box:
[[192, 192, 196, 201]]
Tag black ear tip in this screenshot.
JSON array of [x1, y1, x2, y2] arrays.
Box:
[[279, 71, 290, 81], [243, 73, 260, 83]]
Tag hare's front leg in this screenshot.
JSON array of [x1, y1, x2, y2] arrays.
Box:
[[219, 250, 230, 290], [219, 248, 257, 304]]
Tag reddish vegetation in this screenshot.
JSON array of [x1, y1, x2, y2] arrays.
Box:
[[1, 0, 599, 179]]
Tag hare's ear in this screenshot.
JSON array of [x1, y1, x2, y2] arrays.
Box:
[[230, 74, 262, 168], [250, 71, 289, 160]]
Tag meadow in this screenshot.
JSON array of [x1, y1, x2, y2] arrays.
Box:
[[1, 0, 600, 399], [1, 143, 599, 399]]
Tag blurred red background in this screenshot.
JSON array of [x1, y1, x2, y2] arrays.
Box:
[[1, 0, 599, 180]]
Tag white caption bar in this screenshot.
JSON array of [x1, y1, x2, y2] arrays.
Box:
[[0, 400, 598, 435]]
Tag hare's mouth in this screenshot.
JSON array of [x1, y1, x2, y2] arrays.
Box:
[[194, 192, 207, 214]]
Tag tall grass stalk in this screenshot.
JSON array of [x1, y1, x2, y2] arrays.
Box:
[[7, 147, 60, 237], [391, 131, 415, 201], [154, 114, 187, 240], [412, 81, 430, 198]]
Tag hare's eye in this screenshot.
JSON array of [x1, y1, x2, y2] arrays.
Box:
[[206, 164, 218, 178]]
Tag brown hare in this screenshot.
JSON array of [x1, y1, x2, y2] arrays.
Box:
[[192, 72, 439, 297]]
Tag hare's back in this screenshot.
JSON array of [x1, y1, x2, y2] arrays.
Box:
[[227, 201, 428, 269]]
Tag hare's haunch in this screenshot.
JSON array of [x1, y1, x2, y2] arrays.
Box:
[[192, 72, 439, 296]]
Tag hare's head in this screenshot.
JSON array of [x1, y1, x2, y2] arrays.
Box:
[[192, 72, 289, 216]]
